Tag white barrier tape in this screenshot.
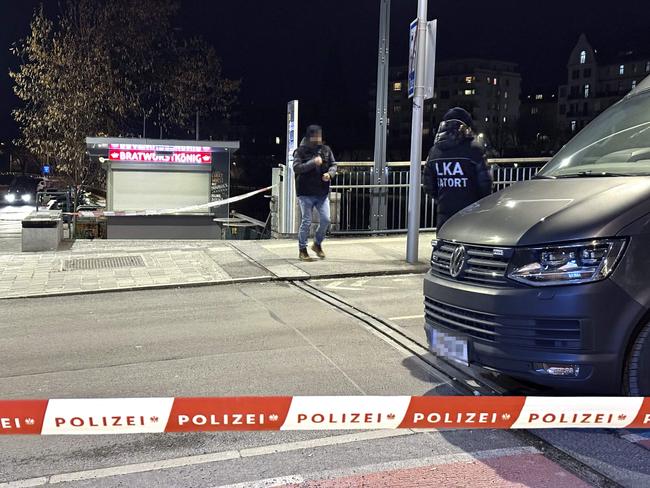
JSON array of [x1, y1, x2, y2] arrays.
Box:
[[72, 185, 276, 218]]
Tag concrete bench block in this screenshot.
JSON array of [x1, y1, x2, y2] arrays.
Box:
[[22, 210, 63, 252]]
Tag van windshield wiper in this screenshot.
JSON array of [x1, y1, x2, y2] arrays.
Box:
[[554, 171, 636, 178]]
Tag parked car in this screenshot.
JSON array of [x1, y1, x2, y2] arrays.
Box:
[[424, 74, 650, 395], [4, 175, 38, 205]]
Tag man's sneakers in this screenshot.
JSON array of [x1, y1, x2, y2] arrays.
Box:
[[299, 248, 312, 261], [311, 243, 326, 259]]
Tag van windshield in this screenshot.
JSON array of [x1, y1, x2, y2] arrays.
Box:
[[538, 89, 650, 178]]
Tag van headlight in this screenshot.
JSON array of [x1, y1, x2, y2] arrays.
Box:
[[507, 239, 627, 286]]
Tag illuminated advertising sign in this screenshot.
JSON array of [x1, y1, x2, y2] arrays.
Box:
[[108, 144, 212, 164]]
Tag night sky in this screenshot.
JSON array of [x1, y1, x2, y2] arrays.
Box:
[[2, 0, 650, 151]]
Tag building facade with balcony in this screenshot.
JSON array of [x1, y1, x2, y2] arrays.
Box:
[[558, 33, 650, 134]]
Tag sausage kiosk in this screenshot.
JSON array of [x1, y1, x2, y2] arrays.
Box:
[[86, 137, 239, 239]]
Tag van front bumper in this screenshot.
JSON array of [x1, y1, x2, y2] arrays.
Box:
[[423, 271, 645, 394]]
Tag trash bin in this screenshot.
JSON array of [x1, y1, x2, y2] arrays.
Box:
[[214, 218, 258, 240]]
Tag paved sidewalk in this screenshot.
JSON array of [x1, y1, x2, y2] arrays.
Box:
[[0, 234, 433, 299]]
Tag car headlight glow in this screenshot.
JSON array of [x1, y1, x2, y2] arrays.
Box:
[[21, 194, 32, 203], [507, 239, 627, 286], [5, 194, 15, 203]]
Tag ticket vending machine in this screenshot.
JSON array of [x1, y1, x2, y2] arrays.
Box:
[[86, 137, 239, 239]]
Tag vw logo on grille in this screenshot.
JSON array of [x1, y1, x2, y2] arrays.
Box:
[[449, 245, 467, 278]]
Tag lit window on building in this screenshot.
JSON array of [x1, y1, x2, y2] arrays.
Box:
[[464, 89, 475, 96], [275, 137, 281, 145], [485, 117, 489, 122], [503, 116, 507, 123], [423, 128, 430, 135], [535, 94, 543, 100], [465, 76, 474, 84], [619, 64, 625, 75], [580, 50, 587, 64], [584, 84, 590, 98], [504, 91, 508, 99], [571, 121, 577, 132], [393, 82, 402, 91], [531, 107, 539, 115], [393, 105, 402, 113], [493, 78, 498, 86], [487, 76, 491, 83], [433, 103, 438, 109]]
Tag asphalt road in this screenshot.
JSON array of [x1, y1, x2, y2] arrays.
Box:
[[0, 204, 33, 253], [0, 278, 649, 486]]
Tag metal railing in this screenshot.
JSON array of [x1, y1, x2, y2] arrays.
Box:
[[330, 158, 550, 233]]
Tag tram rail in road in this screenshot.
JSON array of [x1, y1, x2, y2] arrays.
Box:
[[292, 278, 626, 488]]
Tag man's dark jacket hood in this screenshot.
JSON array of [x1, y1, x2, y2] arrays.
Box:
[[434, 108, 475, 150]]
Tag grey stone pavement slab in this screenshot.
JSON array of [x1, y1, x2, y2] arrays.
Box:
[[0, 234, 434, 299]]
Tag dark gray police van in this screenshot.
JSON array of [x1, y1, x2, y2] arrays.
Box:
[[424, 75, 650, 395]]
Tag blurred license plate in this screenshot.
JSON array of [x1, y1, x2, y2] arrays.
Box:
[[428, 328, 469, 366]]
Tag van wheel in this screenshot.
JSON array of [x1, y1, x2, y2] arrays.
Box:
[[624, 322, 650, 396]]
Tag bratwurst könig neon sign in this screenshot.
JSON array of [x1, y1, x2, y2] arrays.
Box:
[[108, 144, 212, 164]]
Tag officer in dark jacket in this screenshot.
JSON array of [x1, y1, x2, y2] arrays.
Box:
[[293, 125, 337, 261], [424, 107, 493, 229]]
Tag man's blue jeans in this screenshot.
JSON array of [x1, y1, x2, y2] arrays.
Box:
[[298, 195, 331, 249]]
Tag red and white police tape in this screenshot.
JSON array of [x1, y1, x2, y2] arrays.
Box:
[[2, 397, 650, 434]]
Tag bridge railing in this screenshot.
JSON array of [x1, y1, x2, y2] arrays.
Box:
[[332, 158, 549, 233], [329, 158, 551, 233]]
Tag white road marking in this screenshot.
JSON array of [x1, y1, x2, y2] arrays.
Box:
[[214, 446, 540, 488], [0, 479, 49, 488], [216, 476, 305, 488], [324, 279, 396, 292], [324, 280, 367, 291], [389, 315, 424, 321], [0, 430, 417, 487]]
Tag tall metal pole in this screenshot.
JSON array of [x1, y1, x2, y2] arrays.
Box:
[[371, 0, 390, 231], [282, 100, 299, 234], [196, 110, 200, 141], [406, 0, 428, 263]]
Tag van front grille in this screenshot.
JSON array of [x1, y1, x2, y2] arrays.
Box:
[[430, 241, 510, 286], [425, 297, 583, 350]]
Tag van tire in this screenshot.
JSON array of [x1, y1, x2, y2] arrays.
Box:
[[624, 322, 650, 396]]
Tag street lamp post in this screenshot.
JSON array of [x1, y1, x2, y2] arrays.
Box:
[[406, 0, 428, 263], [371, 0, 391, 231]]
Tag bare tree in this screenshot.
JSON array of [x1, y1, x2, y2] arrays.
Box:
[[10, 0, 239, 209]]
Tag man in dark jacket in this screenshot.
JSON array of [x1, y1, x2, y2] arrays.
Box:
[[423, 107, 493, 229], [293, 125, 337, 261]]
